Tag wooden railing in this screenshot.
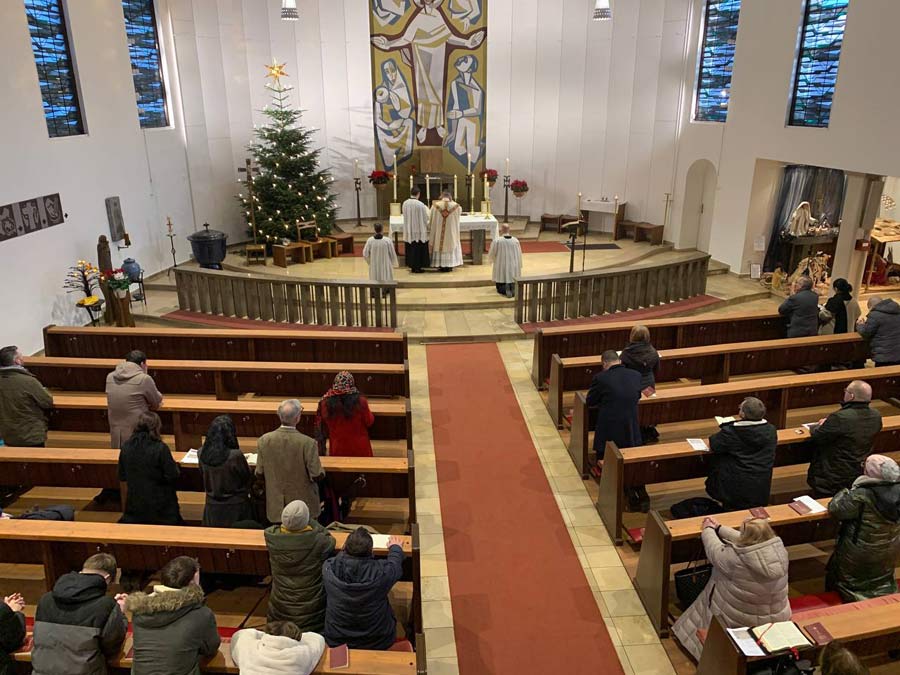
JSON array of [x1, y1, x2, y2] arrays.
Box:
[[175, 267, 398, 328], [513, 252, 711, 324]]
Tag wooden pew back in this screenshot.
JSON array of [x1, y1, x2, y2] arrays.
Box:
[[43, 325, 408, 364], [531, 310, 786, 388]]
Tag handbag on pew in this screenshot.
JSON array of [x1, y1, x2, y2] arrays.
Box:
[[674, 551, 713, 609]]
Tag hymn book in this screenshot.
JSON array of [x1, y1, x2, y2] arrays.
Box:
[[751, 621, 811, 653], [714, 416, 735, 426]]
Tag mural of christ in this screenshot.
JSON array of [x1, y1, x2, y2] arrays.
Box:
[[371, 0, 485, 147]]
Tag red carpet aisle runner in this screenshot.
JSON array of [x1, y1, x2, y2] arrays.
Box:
[[426, 343, 624, 674]]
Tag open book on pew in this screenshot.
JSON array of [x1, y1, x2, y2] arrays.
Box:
[[180, 449, 199, 465], [751, 621, 811, 653], [789, 495, 827, 515]]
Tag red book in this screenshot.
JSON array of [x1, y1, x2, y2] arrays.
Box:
[[789, 501, 812, 516], [329, 644, 350, 669], [750, 507, 770, 519], [804, 622, 834, 646]]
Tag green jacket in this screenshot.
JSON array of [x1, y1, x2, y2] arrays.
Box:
[[826, 476, 900, 602], [264, 522, 335, 633], [0, 367, 52, 446]]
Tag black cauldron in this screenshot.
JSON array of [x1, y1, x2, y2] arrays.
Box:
[[187, 223, 227, 269]]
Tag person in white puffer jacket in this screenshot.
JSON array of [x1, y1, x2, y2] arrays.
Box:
[[231, 621, 325, 675]]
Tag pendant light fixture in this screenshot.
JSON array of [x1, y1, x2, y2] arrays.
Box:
[[281, 0, 299, 21], [593, 0, 612, 21]]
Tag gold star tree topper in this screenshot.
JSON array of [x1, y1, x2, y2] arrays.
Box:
[[265, 59, 289, 86]]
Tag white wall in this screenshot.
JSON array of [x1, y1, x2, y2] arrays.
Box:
[[0, 0, 195, 354], [672, 0, 900, 273]]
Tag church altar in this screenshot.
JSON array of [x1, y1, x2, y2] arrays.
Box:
[[390, 213, 499, 264], [582, 199, 627, 233]]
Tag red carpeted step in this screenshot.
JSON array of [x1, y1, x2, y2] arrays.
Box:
[[426, 343, 625, 674], [789, 591, 843, 613]]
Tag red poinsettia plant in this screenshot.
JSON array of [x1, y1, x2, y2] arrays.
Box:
[[368, 170, 393, 186], [479, 168, 499, 185], [101, 268, 132, 292], [510, 179, 529, 195]]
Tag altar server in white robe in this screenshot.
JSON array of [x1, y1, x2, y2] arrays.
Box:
[[403, 187, 430, 273], [363, 223, 398, 295], [429, 191, 463, 272], [488, 223, 522, 298]]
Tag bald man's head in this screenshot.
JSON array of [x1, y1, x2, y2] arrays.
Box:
[[868, 296, 883, 310], [844, 380, 872, 403], [500, 223, 511, 235]]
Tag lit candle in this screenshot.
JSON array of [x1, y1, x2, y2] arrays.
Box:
[[470, 174, 476, 211], [426, 174, 431, 202], [467, 153, 472, 175], [505, 157, 510, 176], [454, 174, 458, 199], [577, 192, 582, 216], [392, 153, 398, 201], [354, 159, 360, 180], [484, 174, 489, 202], [409, 175, 414, 194]]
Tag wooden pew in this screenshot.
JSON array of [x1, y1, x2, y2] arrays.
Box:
[[568, 365, 900, 478], [14, 633, 426, 674], [25, 356, 410, 400], [0, 447, 417, 525], [547, 333, 868, 427], [597, 416, 900, 544], [48, 395, 412, 452], [531, 309, 786, 388], [43, 325, 408, 365], [635, 501, 835, 637], [697, 598, 900, 675]]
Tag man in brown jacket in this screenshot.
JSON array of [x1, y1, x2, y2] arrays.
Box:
[[105, 351, 163, 448], [256, 399, 324, 524], [0, 345, 53, 447]]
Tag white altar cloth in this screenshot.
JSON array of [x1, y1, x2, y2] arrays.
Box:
[[390, 213, 499, 241]]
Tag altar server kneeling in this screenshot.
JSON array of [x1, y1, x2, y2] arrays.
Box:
[[363, 223, 399, 296], [488, 223, 523, 298]]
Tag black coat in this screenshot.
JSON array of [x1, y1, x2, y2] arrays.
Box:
[[620, 341, 660, 390], [706, 421, 778, 510], [586, 364, 643, 453], [808, 402, 883, 497], [0, 604, 25, 675], [824, 290, 852, 335], [322, 547, 404, 650], [199, 447, 253, 528], [858, 298, 900, 364], [778, 289, 820, 338], [118, 432, 183, 526]]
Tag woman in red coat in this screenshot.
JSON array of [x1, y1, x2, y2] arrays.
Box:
[[316, 372, 375, 457]]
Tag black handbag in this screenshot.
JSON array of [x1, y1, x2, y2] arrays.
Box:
[[674, 552, 713, 609]]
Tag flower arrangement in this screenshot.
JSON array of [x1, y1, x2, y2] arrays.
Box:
[[480, 168, 499, 185], [510, 179, 529, 196], [102, 268, 132, 293], [368, 170, 393, 186], [64, 261, 100, 300]]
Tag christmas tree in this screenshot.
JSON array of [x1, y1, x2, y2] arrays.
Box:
[[238, 61, 338, 244]]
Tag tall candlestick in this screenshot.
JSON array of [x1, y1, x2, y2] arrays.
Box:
[[354, 159, 360, 180], [426, 174, 431, 202], [409, 175, 414, 194], [484, 175, 489, 204], [467, 153, 472, 175], [577, 192, 582, 218], [454, 174, 458, 199], [392, 153, 398, 201], [505, 157, 510, 176], [470, 172, 475, 212]]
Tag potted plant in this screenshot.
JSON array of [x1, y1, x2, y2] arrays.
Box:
[[103, 268, 132, 299], [368, 170, 392, 190], [480, 168, 499, 187], [511, 179, 529, 198]]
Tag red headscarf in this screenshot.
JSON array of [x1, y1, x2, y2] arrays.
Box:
[[315, 371, 360, 451]]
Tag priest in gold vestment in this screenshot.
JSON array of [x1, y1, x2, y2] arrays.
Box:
[[429, 191, 463, 272]]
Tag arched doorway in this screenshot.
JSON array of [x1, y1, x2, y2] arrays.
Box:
[[681, 159, 717, 253]]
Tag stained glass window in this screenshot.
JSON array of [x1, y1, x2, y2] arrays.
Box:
[[694, 0, 742, 123], [789, 0, 849, 128], [24, 0, 84, 137], [122, 0, 168, 128]]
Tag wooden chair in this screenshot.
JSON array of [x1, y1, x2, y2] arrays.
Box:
[[540, 213, 562, 233]]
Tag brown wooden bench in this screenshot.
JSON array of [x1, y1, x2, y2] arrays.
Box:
[[272, 241, 313, 267], [568, 365, 900, 478], [697, 597, 900, 675], [596, 416, 900, 544], [0, 447, 416, 525], [614, 220, 664, 246], [635, 500, 835, 637], [47, 395, 412, 453], [548, 333, 868, 427], [43, 325, 408, 364], [25, 357, 410, 400], [531, 310, 786, 388]]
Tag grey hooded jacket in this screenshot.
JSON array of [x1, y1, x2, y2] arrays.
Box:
[[858, 298, 900, 364]]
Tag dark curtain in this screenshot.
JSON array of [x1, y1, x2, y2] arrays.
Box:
[[763, 165, 846, 271]]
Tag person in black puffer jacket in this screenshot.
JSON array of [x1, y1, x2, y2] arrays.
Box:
[[620, 325, 660, 392], [323, 528, 405, 650], [127, 556, 220, 675], [0, 592, 26, 675], [857, 296, 900, 366], [706, 397, 778, 511]]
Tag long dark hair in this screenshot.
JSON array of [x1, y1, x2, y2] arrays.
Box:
[[326, 392, 362, 419], [200, 415, 239, 467]]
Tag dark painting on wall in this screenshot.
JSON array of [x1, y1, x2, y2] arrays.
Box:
[[0, 193, 64, 243]]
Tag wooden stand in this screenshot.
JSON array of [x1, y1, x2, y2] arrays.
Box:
[[614, 221, 665, 246], [273, 242, 313, 268], [112, 292, 135, 328], [245, 243, 266, 265]]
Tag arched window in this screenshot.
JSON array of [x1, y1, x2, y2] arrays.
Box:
[[694, 0, 742, 123], [122, 0, 169, 128], [789, 0, 850, 128], [24, 0, 84, 137]]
